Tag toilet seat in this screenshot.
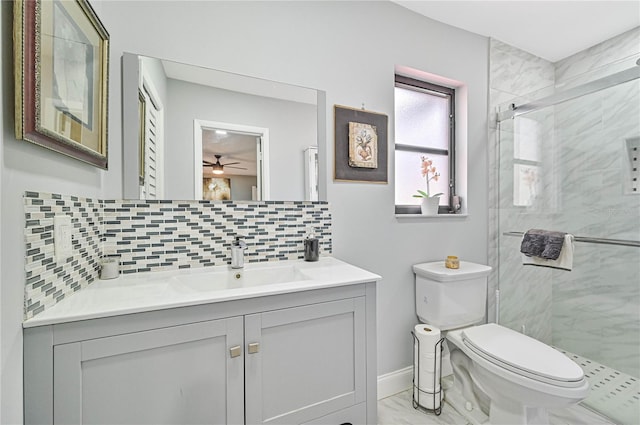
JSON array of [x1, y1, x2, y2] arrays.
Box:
[[461, 324, 585, 388]]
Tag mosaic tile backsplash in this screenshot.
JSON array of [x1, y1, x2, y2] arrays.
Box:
[[24, 193, 332, 320], [102, 200, 332, 273], [24, 192, 103, 319]]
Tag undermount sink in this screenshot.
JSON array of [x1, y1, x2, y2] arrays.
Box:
[[172, 264, 312, 292], [22, 257, 382, 328]]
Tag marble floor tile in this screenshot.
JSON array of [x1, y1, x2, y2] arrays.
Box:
[[378, 389, 469, 425], [378, 388, 616, 425]]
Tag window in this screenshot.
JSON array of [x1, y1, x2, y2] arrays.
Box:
[[512, 116, 541, 207], [394, 75, 455, 214]]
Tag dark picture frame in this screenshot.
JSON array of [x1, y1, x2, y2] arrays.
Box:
[[334, 105, 388, 183], [14, 0, 110, 169]]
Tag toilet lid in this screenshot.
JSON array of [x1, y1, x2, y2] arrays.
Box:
[[462, 324, 585, 386]]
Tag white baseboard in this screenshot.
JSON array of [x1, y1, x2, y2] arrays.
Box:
[[377, 366, 413, 400]]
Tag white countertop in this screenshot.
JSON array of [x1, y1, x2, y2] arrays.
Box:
[[23, 257, 380, 328]]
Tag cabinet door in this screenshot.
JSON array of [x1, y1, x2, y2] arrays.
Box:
[[53, 317, 244, 424], [301, 403, 367, 425], [245, 297, 366, 425]]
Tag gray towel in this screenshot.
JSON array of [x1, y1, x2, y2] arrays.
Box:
[[520, 229, 566, 260]]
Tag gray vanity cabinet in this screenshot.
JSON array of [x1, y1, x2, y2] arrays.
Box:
[[52, 317, 245, 424], [245, 298, 366, 424], [24, 283, 376, 425]]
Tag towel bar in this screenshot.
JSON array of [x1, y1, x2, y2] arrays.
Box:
[[503, 232, 640, 248]]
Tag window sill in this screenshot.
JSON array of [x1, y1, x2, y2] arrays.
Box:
[[395, 213, 468, 220]]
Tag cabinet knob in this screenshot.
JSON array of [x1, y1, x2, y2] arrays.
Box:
[[248, 342, 260, 354], [229, 345, 242, 358]]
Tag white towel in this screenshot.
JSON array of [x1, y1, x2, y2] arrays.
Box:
[[522, 234, 574, 271]]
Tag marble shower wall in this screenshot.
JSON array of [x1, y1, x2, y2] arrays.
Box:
[[490, 28, 640, 377], [549, 28, 640, 377], [487, 38, 555, 334], [555, 27, 640, 86], [495, 106, 556, 344]]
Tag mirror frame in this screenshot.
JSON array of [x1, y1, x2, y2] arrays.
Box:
[[121, 52, 327, 201]]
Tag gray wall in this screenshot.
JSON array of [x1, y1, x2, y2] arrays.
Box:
[[140, 56, 168, 104], [2, 2, 106, 422], [164, 80, 316, 200], [0, 2, 489, 422], [229, 175, 257, 201]]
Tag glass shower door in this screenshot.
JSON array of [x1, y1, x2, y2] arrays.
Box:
[[497, 77, 640, 425]]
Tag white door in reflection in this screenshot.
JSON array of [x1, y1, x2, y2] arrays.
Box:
[[194, 119, 270, 201]]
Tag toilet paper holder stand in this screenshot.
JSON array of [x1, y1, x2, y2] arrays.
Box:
[[411, 331, 445, 416]]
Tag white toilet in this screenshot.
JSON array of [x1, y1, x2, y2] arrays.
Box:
[[413, 261, 589, 425]]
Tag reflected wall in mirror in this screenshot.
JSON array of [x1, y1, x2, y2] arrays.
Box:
[[194, 119, 268, 201], [122, 53, 326, 201]]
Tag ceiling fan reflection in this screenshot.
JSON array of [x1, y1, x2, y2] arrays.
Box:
[[203, 154, 247, 175]]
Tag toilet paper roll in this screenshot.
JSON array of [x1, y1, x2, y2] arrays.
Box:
[[413, 324, 442, 408], [414, 324, 441, 351], [413, 385, 443, 410], [416, 366, 441, 391], [414, 352, 442, 392]]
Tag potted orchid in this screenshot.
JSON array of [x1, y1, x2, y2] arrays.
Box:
[[413, 156, 443, 215]]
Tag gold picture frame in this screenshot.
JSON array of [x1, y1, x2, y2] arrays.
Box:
[[14, 0, 110, 169]]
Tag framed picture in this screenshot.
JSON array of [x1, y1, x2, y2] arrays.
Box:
[[14, 0, 110, 169], [334, 105, 388, 183], [348, 122, 378, 168], [203, 178, 231, 201]]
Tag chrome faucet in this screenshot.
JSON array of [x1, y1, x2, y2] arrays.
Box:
[[230, 235, 247, 269]]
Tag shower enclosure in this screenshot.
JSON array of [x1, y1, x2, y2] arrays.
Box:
[[495, 61, 640, 424]]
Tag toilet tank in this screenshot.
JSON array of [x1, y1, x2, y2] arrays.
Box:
[[413, 261, 492, 330]]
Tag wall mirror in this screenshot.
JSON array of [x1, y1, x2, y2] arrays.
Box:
[[122, 53, 326, 201]]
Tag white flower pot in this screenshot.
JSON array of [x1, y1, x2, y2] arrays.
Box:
[[420, 197, 440, 215]]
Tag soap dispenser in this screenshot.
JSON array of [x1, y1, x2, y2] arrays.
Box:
[[304, 227, 319, 262], [230, 235, 247, 269]]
